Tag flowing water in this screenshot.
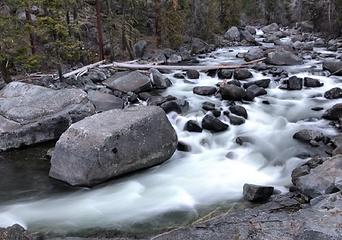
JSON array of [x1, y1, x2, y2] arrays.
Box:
[[0, 40, 341, 236]]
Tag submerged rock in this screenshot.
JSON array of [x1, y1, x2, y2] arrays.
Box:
[[243, 184, 274, 202], [0, 82, 95, 151], [49, 106, 178, 186], [104, 71, 152, 93]]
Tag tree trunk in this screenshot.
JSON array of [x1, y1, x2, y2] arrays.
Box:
[[155, 0, 162, 47], [95, 0, 105, 60], [25, 9, 36, 55], [0, 60, 12, 83]]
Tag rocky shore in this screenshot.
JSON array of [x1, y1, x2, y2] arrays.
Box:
[[0, 22, 342, 239]]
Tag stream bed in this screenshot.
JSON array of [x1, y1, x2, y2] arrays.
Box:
[[0, 44, 341, 237]]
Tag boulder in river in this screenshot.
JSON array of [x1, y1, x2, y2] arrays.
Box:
[[160, 99, 189, 114], [266, 50, 303, 66], [324, 87, 342, 99], [49, 106, 178, 186], [193, 86, 217, 96], [202, 115, 229, 132], [0, 82, 95, 151], [228, 114, 245, 125], [87, 90, 123, 112], [229, 105, 248, 119], [322, 104, 342, 121], [104, 71, 153, 93], [244, 47, 265, 62], [293, 129, 324, 146], [150, 68, 172, 89], [243, 79, 270, 89], [184, 120, 202, 133], [220, 85, 246, 101], [245, 85, 267, 101], [304, 77, 323, 88], [243, 183, 274, 202], [224, 26, 241, 42], [234, 69, 253, 80], [323, 61, 342, 76], [218, 69, 233, 79], [186, 70, 200, 79]]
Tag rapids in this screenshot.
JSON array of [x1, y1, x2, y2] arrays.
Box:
[[0, 43, 341, 235]]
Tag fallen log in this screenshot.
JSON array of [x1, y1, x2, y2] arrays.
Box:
[[61, 60, 106, 79], [100, 58, 266, 71]]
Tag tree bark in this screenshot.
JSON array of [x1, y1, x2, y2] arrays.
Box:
[[155, 0, 162, 47], [95, 0, 105, 60], [25, 9, 36, 55], [0, 60, 12, 83]]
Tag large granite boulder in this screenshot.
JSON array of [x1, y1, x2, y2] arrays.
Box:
[[292, 155, 342, 199], [224, 26, 241, 42], [87, 90, 124, 112], [244, 47, 265, 62], [0, 82, 95, 151], [323, 104, 342, 121], [266, 50, 303, 66], [104, 71, 153, 93], [262, 23, 279, 33], [49, 106, 178, 186]]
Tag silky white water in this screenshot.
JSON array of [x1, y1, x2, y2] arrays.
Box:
[[0, 46, 341, 233]]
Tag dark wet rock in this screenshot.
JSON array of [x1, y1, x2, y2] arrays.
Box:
[[212, 110, 221, 117], [177, 141, 192, 152], [0, 82, 95, 152], [189, 37, 211, 55], [0, 224, 30, 240], [243, 184, 274, 202], [228, 114, 245, 125], [184, 120, 202, 133], [224, 26, 241, 42], [243, 79, 270, 89], [206, 69, 217, 77], [312, 107, 324, 111], [323, 61, 342, 76], [50, 106, 178, 186], [193, 86, 217, 96], [253, 62, 268, 71], [262, 23, 279, 33], [234, 69, 253, 80], [323, 104, 342, 121], [266, 50, 303, 66], [220, 85, 246, 101], [324, 87, 342, 99], [87, 90, 124, 112], [186, 70, 200, 79], [104, 71, 152, 93], [173, 73, 185, 79], [282, 76, 303, 90], [133, 40, 147, 58], [160, 99, 189, 114], [202, 115, 229, 133], [150, 69, 172, 89], [244, 47, 265, 62], [87, 69, 107, 83], [304, 77, 323, 88], [226, 80, 241, 87], [293, 129, 324, 146], [245, 85, 267, 100], [229, 105, 248, 119], [235, 136, 253, 145], [217, 69, 233, 79], [202, 101, 216, 111], [292, 155, 342, 199]]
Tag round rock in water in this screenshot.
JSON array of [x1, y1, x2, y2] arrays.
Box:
[[49, 106, 178, 186]]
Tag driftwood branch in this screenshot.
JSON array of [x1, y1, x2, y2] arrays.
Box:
[[100, 58, 266, 71], [61, 60, 106, 79]]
